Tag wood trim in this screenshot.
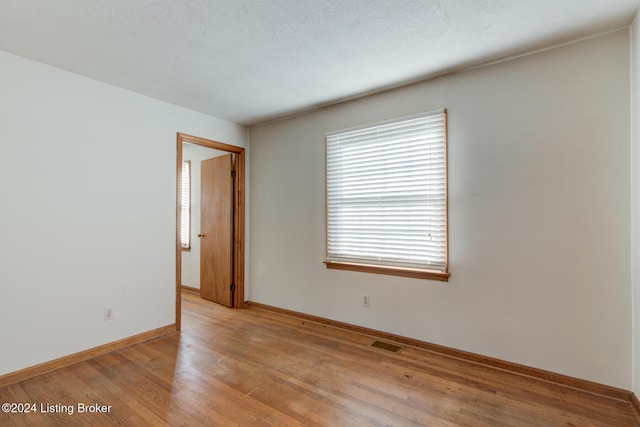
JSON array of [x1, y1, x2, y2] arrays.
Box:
[[234, 149, 246, 307], [178, 133, 245, 154], [325, 260, 450, 281], [246, 301, 631, 403], [443, 108, 449, 272], [0, 325, 175, 388], [175, 135, 183, 330], [631, 392, 640, 421], [180, 285, 200, 294], [176, 133, 246, 315], [325, 136, 329, 263]]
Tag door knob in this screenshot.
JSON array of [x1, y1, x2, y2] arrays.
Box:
[[197, 233, 205, 238]]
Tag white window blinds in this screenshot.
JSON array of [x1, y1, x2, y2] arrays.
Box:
[[326, 110, 447, 272], [180, 160, 191, 249]]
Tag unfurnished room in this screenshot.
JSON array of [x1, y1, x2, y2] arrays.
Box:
[[1, 1, 640, 426]]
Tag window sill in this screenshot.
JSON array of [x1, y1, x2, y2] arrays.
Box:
[[181, 247, 191, 252], [324, 261, 450, 282]]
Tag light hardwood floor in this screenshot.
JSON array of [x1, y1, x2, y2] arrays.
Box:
[[0, 291, 638, 426]]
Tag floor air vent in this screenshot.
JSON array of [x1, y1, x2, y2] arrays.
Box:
[[370, 340, 402, 353]]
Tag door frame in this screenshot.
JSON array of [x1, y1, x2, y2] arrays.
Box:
[[175, 132, 246, 330]]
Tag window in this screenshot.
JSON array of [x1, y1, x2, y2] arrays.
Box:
[[325, 109, 449, 281], [180, 160, 191, 250]]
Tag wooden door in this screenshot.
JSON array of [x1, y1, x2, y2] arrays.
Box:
[[199, 154, 234, 307]]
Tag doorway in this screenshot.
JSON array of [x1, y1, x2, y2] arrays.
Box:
[[175, 133, 246, 330]]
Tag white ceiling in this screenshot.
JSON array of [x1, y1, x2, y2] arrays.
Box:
[[0, 1, 638, 125]]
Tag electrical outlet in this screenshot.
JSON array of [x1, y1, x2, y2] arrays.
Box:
[[104, 307, 114, 321], [363, 295, 370, 307]]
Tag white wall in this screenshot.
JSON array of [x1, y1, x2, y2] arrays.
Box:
[[0, 50, 247, 375], [181, 143, 227, 289], [631, 11, 640, 397], [249, 30, 631, 388]]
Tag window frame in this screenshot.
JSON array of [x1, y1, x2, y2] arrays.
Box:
[[324, 109, 450, 281]]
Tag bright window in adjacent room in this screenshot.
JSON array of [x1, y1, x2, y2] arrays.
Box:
[[180, 160, 191, 251], [325, 109, 449, 281]]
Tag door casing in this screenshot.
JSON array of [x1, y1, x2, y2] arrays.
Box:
[[176, 133, 246, 330]]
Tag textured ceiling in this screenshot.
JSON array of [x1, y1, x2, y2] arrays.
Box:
[[0, 0, 638, 125]]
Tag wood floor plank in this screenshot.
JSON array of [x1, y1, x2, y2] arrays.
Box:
[[0, 291, 637, 426]]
